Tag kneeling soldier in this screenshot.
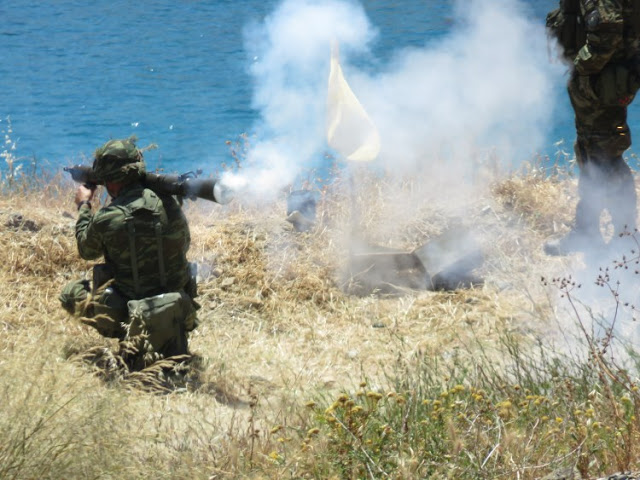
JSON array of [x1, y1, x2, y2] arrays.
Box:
[[60, 137, 199, 368]]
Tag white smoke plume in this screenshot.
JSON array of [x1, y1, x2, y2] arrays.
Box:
[[358, 0, 561, 175], [217, 0, 640, 372], [223, 0, 376, 198], [222, 0, 564, 200]]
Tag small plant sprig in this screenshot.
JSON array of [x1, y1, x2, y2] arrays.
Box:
[[0, 116, 46, 194], [542, 239, 640, 474], [0, 116, 23, 187]]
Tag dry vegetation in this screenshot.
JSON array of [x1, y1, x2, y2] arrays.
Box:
[[1, 143, 640, 479]]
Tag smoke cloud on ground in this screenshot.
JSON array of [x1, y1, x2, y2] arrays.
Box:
[[222, 0, 564, 200]]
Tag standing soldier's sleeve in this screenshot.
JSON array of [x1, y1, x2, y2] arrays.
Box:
[[75, 207, 104, 260], [574, 0, 624, 75]]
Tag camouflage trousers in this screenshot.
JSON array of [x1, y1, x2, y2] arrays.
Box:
[[568, 72, 638, 234], [59, 278, 130, 339], [59, 278, 195, 364]]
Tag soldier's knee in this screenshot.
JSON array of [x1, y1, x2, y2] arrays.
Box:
[[59, 279, 90, 315]]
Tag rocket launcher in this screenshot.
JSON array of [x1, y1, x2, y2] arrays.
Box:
[[64, 164, 232, 204]]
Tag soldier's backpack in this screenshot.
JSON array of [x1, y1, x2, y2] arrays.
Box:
[[546, 0, 586, 63]]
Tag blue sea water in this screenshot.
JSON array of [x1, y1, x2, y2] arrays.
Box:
[[1, 0, 630, 178]]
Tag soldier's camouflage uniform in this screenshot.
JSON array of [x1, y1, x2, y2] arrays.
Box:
[[546, 0, 640, 254], [60, 139, 197, 361]]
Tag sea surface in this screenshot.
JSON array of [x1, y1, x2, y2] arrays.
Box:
[[2, 0, 635, 178]]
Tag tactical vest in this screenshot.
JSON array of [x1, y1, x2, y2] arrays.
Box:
[[120, 194, 166, 296], [106, 187, 190, 300]]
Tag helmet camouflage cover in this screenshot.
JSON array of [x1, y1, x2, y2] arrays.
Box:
[[92, 137, 146, 183]]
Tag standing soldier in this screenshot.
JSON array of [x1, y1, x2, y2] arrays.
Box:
[[545, 0, 640, 255], [60, 137, 199, 369]]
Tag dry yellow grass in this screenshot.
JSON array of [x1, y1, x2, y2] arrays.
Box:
[[0, 161, 636, 479]]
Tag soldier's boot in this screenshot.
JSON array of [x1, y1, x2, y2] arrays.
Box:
[[544, 200, 605, 256], [544, 152, 609, 256]]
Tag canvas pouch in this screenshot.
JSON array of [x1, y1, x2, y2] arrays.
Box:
[[595, 64, 640, 106], [127, 291, 197, 356]]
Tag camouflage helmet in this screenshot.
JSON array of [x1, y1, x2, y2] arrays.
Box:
[[92, 137, 146, 184]]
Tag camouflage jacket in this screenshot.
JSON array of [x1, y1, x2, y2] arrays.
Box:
[[574, 0, 640, 75], [76, 183, 191, 300]]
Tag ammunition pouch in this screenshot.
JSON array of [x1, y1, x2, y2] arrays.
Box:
[[127, 290, 197, 360], [92, 263, 114, 295]]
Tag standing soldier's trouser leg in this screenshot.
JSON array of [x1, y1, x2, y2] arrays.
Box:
[[585, 124, 637, 236], [545, 74, 638, 256], [604, 156, 638, 234], [568, 76, 608, 238], [570, 75, 637, 235], [574, 141, 607, 237]]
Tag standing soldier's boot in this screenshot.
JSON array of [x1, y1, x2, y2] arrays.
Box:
[[545, 156, 610, 256], [544, 199, 605, 255]]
